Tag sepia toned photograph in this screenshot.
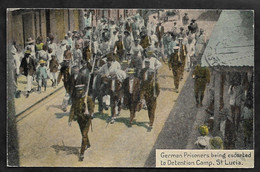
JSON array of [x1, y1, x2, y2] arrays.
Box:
[[6, 8, 254, 167]]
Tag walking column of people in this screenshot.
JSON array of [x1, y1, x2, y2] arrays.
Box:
[[11, 11, 208, 161]]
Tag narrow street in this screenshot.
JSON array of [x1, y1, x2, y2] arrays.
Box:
[[13, 9, 221, 167]]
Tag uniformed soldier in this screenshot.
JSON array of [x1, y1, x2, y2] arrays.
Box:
[[192, 62, 210, 107], [169, 46, 182, 93], [68, 65, 95, 161], [140, 63, 160, 129], [140, 29, 151, 49]]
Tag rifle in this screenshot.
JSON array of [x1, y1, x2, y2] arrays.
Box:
[[84, 51, 97, 132]]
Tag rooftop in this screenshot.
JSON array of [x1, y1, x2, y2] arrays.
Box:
[[201, 10, 254, 68]]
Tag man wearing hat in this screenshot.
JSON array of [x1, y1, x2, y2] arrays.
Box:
[[36, 59, 48, 93], [73, 44, 83, 67], [123, 30, 132, 56], [192, 62, 210, 107], [140, 64, 160, 129], [25, 37, 35, 58], [169, 46, 182, 93], [125, 18, 132, 33], [182, 13, 189, 26], [145, 50, 162, 71], [107, 69, 126, 124], [68, 65, 95, 161], [129, 49, 143, 78], [96, 56, 118, 113], [114, 34, 125, 61], [178, 27, 186, 39], [20, 49, 36, 97], [188, 19, 198, 34], [49, 54, 59, 88], [156, 22, 164, 48], [123, 68, 141, 126], [48, 34, 58, 57], [109, 30, 118, 50], [130, 38, 143, 57]]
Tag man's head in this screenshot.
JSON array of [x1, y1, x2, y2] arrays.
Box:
[[48, 48, 53, 54], [51, 55, 56, 59], [124, 30, 130, 36], [118, 34, 122, 40], [191, 19, 196, 23], [134, 39, 139, 46], [66, 45, 71, 50], [127, 68, 135, 79], [107, 56, 113, 68], [39, 59, 46, 66], [72, 65, 80, 75], [43, 44, 48, 51]]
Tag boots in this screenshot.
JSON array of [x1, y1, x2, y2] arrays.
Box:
[[54, 79, 57, 88], [200, 95, 204, 107], [195, 96, 199, 107], [38, 86, 41, 94]]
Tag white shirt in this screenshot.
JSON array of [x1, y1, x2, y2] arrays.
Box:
[[228, 85, 243, 106], [143, 57, 162, 70], [111, 79, 116, 92], [130, 44, 143, 56], [129, 78, 134, 94]]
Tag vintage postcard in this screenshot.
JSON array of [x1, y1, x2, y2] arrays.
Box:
[[7, 9, 254, 167]]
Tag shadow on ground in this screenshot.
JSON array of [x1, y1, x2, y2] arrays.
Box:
[[47, 104, 62, 111], [196, 10, 221, 21], [160, 87, 174, 92], [159, 74, 172, 79], [94, 112, 150, 130], [51, 145, 80, 157], [55, 112, 70, 119]]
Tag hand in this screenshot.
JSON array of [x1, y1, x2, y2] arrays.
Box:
[[84, 108, 89, 115], [68, 121, 72, 127]]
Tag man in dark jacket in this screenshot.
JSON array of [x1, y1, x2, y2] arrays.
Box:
[[123, 68, 141, 126], [68, 65, 95, 161], [20, 49, 36, 97]]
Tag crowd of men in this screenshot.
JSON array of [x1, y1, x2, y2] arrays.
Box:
[[10, 11, 210, 161]]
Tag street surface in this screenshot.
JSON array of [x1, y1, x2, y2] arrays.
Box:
[[16, 63, 189, 167]]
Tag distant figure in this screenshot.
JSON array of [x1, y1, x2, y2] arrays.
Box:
[[182, 13, 189, 25]]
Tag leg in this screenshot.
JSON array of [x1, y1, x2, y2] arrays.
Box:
[[194, 84, 199, 107], [78, 117, 91, 161], [26, 75, 33, 94], [148, 99, 156, 127]]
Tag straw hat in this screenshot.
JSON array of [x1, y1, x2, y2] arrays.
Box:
[[24, 50, 31, 54], [198, 125, 209, 136], [127, 68, 135, 74], [39, 59, 46, 64], [26, 37, 35, 44]]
